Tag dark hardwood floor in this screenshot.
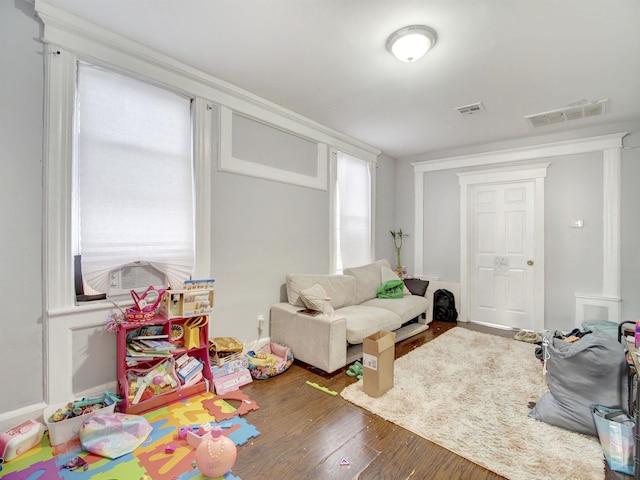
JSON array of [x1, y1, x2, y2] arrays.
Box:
[[231, 321, 623, 480]]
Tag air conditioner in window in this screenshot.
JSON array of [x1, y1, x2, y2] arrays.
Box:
[[108, 263, 167, 297]]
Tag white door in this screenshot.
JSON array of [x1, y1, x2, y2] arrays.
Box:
[[469, 181, 536, 330]]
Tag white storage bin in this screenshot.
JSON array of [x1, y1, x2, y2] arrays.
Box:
[[43, 401, 115, 446]]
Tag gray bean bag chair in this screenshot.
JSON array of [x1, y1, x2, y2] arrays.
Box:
[[529, 330, 628, 436]]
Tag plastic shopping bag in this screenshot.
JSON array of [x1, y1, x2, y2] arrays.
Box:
[[592, 405, 636, 475]]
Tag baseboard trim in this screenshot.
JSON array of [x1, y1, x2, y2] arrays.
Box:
[[0, 401, 47, 433]]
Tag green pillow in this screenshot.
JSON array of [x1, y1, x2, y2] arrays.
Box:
[[376, 279, 404, 299]]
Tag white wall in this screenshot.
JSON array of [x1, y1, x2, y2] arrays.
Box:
[[0, 1, 45, 420]]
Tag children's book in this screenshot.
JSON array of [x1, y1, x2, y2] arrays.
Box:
[[138, 339, 177, 351], [131, 334, 169, 340]]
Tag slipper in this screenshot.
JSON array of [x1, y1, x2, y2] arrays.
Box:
[[524, 332, 542, 344], [513, 330, 529, 341]]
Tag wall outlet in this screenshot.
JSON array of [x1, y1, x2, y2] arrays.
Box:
[[257, 314, 264, 329]]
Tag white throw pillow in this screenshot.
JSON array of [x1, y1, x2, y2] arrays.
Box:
[[381, 266, 411, 295], [299, 284, 329, 311]]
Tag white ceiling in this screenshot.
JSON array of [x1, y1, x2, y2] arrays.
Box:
[[43, 0, 640, 160]]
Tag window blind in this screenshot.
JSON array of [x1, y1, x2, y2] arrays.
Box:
[[75, 63, 194, 293], [334, 151, 373, 272]]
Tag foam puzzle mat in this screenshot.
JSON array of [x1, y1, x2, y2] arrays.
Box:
[[2, 392, 260, 480]]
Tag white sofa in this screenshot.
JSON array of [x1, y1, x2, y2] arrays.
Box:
[[270, 260, 431, 373]]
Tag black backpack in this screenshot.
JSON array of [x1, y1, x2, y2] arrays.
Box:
[[433, 289, 458, 322]]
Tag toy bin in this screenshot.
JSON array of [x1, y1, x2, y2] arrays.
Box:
[[43, 401, 115, 446]]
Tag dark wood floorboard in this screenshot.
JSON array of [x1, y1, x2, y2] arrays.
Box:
[[231, 321, 621, 480]]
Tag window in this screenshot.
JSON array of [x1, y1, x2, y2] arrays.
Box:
[[74, 63, 194, 296], [332, 151, 374, 272]]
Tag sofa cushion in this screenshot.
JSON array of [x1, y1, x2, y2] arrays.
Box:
[[361, 295, 429, 324], [344, 259, 392, 305], [299, 284, 328, 311], [336, 305, 402, 344], [286, 274, 356, 310]]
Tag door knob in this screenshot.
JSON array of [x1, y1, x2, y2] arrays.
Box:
[[527, 260, 534, 266]]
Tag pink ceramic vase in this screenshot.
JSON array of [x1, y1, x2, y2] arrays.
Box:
[[194, 427, 237, 478]]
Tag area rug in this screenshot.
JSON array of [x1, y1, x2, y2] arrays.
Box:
[[340, 327, 605, 480], [1, 392, 260, 480]]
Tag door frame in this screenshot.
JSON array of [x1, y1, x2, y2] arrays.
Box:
[[458, 164, 548, 330]]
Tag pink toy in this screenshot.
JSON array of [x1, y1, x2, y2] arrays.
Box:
[[0, 419, 45, 462], [186, 423, 213, 448], [195, 427, 237, 478], [212, 369, 252, 395]]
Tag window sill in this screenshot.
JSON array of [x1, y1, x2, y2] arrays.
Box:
[[48, 297, 134, 317]]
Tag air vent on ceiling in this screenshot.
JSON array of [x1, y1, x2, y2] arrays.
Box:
[[524, 99, 608, 128], [455, 102, 485, 116]]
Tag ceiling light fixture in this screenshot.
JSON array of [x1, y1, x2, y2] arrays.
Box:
[[386, 25, 437, 63]]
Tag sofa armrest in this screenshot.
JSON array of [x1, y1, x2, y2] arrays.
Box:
[[270, 302, 347, 373]]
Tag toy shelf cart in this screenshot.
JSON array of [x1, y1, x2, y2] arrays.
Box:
[[116, 314, 213, 415]]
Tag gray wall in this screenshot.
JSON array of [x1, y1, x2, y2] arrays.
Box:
[[2, 0, 638, 425], [621, 133, 640, 321], [544, 153, 603, 328], [210, 165, 329, 346], [404, 124, 640, 332], [0, 2, 399, 420], [374, 153, 398, 267], [0, 1, 44, 415]]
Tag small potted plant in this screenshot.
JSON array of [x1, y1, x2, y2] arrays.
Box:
[[390, 229, 409, 275]]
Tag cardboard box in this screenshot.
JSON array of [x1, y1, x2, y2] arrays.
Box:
[[362, 330, 396, 397]]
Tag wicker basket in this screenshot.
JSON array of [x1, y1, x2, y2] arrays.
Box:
[[209, 337, 244, 366]]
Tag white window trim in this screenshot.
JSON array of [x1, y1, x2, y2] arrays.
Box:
[[219, 106, 329, 190], [44, 46, 213, 315]]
